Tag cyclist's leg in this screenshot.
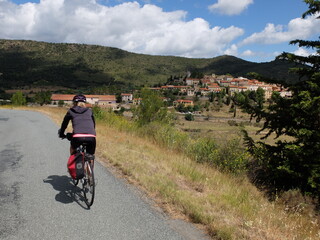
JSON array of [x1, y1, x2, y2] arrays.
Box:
[[84, 137, 96, 166], [85, 137, 96, 155], [70, 137, 81, 155]]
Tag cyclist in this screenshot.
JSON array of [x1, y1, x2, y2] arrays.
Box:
[[58, 94, 96, 156]]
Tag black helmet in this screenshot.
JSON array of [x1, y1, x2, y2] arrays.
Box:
[[73, 94, 86, 103]]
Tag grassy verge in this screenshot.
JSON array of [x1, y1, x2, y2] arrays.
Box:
[[10, 106, 319, 240]]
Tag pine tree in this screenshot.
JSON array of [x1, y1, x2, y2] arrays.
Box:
[[243, 1, 320, 199]]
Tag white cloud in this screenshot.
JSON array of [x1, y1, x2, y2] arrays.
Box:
[[0, 0, 244, 58], [241, 50, 255, 57], [293, 47, 316, 57], [240, 16, 320, 46], [223, 45, 263, 61], [224, 44, 238, 56], [293, 47, 309, 57], [208, 0, 253, 16]]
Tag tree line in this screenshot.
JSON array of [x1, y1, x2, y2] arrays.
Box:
[[9, 91, 52, 106]]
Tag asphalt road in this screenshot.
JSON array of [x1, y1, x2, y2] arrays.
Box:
[[0, 109, 209, 240]]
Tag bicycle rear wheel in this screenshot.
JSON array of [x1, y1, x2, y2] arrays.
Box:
[[72, 179, 79, 186], [83, 161, 95, 207]]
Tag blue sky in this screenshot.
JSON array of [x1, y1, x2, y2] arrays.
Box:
[[1, 0, 319, 62]]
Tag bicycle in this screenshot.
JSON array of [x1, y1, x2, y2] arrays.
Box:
[[63, 133, 95, 208]]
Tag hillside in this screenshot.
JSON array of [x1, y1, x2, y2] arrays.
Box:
[[31, 105, 318, 240], [0, 39, 300, 91]]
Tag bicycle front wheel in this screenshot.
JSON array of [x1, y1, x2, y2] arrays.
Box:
[[83, 161, 95, 207]]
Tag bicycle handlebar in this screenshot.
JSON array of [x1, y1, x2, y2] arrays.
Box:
[[58, 130, 73, 141], [65, 133, 73, 141]]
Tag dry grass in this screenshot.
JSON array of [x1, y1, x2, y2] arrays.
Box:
[[10, 106, 320, 240], [96, 124, 319, 239]]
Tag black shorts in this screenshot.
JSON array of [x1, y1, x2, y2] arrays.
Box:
[[71, 137, 96, 155]]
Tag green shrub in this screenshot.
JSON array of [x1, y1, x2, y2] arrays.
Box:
[[58, 100, 64, 107], [185, 113, 194, 121], [189, 137, 217, 164], [228, 120, 238, 126], [188, 137, 250, 173], [11, 91, 26, 106], [92, 105, 136, 132], [92, 105, 107, 121], [212, 138, 250, 173], [140, 122, 190, 152]]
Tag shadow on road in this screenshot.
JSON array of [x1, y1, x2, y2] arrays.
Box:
[[43, 175, 88, 209]]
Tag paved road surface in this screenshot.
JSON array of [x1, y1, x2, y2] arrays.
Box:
[[0, 109, 209, 240]]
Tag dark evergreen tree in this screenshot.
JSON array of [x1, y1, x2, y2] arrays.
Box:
[[116, 93, 122, 103], [243, 1, 320, 199]]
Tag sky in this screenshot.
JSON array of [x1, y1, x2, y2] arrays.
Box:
[[0, 0, 319, 63]]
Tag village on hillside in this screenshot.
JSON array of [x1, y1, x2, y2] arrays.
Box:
[[51, 74, 292, 111]]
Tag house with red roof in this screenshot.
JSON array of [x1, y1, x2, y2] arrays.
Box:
[[173, 99, 194, 107], [51, 94, 116, 107], [207, 83, 221, 93], [51, 94, 75, 105], [200, 79, 212, 86], [228, 85, 239, 94], [199, 88, 210, 96], [238, 86, 248, 92], [133, 98, 142, 105], [121, 93, 133, 102]]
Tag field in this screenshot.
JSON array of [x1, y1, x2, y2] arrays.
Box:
[[6, 105, 319, 240], [175, 105, 278, 146]]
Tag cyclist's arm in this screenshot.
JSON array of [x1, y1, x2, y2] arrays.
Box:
[[92, 114, 96, 129], [60, 111, 72, 137]]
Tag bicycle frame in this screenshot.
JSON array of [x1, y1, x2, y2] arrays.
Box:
[[77, 144, 95, 208], [63, 134, 95, 208]]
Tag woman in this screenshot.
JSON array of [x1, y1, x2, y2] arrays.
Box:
[[58, 94, 96, 155]]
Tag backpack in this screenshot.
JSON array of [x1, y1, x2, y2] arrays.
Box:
[[67, 152, 85, 180]]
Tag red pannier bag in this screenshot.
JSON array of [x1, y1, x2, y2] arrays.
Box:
[[67, 152, 85, 180]]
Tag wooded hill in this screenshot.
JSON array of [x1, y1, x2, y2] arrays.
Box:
[[0, 39, 300, 92]]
